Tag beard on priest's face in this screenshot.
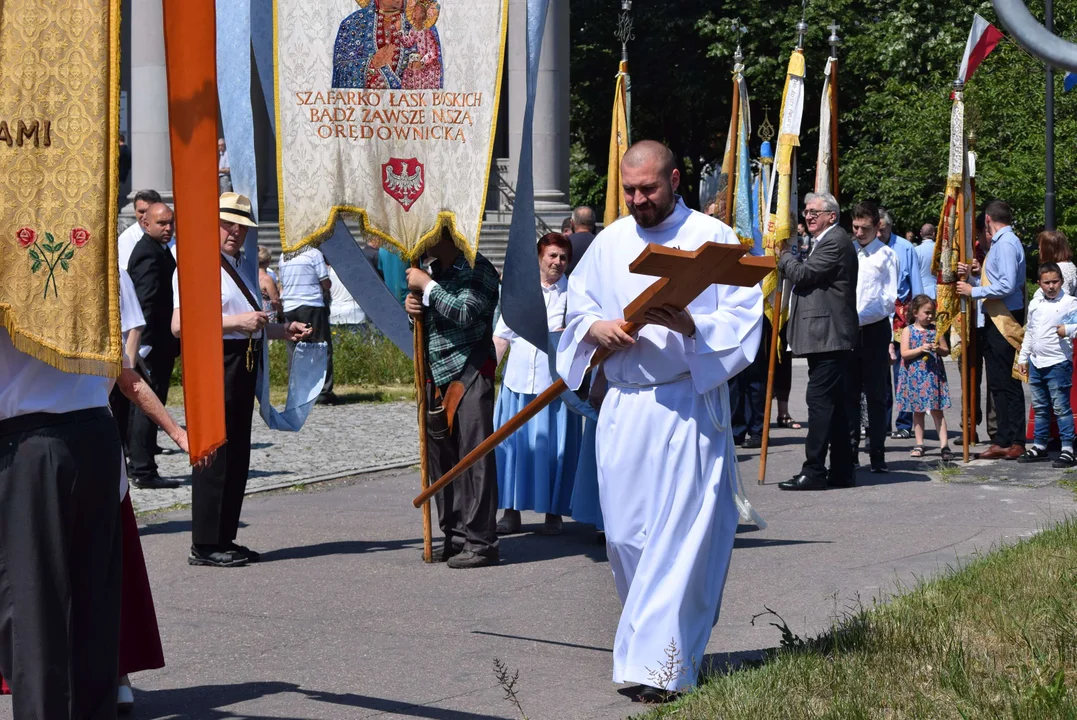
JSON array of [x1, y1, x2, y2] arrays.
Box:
[[623, 169, 679, 229]]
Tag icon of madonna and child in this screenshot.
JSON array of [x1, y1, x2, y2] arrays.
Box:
[[332, 0, 444, 90]]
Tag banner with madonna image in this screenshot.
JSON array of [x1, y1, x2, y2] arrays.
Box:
[[274, 0, 507, 262]]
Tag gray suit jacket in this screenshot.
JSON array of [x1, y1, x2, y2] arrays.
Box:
[[777, 225, 859, 356]]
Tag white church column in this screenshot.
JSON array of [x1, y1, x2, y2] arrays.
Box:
[[508, 0, 571, 214], [129, 0, 173, 203]]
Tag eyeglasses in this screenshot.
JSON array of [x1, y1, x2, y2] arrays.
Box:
[[804, 209, 834, 218]]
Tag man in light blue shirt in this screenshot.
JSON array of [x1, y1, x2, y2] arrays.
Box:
[[880, 210, 924, 438], [958, 200, 1027, 458], [915, 224, 937, 300]]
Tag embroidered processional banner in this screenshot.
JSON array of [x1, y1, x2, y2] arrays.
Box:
[[274, 0, 507, 263], [0, 0, 122, 376]]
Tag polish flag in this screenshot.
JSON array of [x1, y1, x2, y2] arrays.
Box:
[[957, 14, 1004, 84]]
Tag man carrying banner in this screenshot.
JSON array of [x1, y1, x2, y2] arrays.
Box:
[[405, 227, 501, 569], [172, 194, 312, 568], [556, 140, 762, 700]]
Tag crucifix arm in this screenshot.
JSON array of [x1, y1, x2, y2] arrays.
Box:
[[777, 240, 841, 289]]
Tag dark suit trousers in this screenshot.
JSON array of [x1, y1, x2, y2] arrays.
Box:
[[984, 311, 1026, 447], [846, 319, 890, 462], [192, 340, 259, 546], [0, 408, 122, 720], [731, 316, 770, 439], [801, 351, 854, 482], [128, 347, 176, 479], [285, 304, 334, 396], [426, 374, 499, 559]]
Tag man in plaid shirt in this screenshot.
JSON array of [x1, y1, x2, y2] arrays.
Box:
[[406, 228, 501, 568]]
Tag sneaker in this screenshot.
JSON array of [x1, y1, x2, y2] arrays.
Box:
[[188, 545, 248, 567], [446, 550, 499, 569], [1017, 446, 1049, 463], [228, 542, 260, 563], [742, 435, 762, 449], [1052, 449, 1076, 469]]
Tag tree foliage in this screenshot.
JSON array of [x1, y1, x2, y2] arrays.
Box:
[[569, 0, 1076, 238]]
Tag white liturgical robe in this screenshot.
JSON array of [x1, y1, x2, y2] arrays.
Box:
[[556, 198, 763, 692]]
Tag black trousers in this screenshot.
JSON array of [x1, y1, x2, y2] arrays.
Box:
[[974, 326, 997, 438], [801, 351, 854, 482], [109, 384, 131, 450], [846, 319, 891, 462], [192, 339, 259, 546], [426, 374, 499, 559], [285, 304, 334, 396], [731, 317, 770, 439], [128, 347, 176, 479], [984, 311, 1026, 447], [774, 326, 793, 404], [0, 408, 122, 719]]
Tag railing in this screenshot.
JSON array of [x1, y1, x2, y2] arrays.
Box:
[[491, 159, 555, 238]]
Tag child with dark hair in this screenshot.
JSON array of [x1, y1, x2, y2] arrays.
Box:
[[1017, 262, 1077, 467], [897, 294, 952, 459]]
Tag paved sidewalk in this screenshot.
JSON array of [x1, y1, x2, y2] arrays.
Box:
[[134, 402, 419, 513], [2, 366, 1074, 719]]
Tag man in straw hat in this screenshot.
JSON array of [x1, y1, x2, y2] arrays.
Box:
[[171, 193, 312, 568]]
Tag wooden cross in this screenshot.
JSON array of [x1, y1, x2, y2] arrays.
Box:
[[623, 241, 776, 323], [412, 241, 774, 508]]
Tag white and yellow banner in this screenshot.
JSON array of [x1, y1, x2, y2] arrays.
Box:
[[274, 0, 507, 263]]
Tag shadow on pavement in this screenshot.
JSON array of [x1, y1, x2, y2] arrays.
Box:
[[133, 681, 510, 719], [734, 537, 832, 550], [471, 629, 612, 653], [260, 538, 423, 562], [498, 524, 607, 565]]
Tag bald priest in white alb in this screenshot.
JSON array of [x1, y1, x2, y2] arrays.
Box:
[[556, 140, 763, 700]]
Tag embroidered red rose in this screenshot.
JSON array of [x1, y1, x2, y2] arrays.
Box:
[[70, 227, 90, 248], [16, 227, 35, 248]]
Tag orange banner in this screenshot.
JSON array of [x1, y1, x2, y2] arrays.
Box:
[[163, 0, 226, 463]]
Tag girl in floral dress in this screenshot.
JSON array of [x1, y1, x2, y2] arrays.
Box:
[[898, 294, 952, 460]]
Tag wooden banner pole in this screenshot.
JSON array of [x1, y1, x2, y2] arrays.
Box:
[[758, 278, 782, 485], [412, 262, 433, 562]]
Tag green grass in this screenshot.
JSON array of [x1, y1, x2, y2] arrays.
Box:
[[648, 517, 1077, 719]]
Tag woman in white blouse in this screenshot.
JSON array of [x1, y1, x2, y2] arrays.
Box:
[[494, 233, 581, 536]]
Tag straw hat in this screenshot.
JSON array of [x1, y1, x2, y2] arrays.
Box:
[[219, 192, 258, 227]]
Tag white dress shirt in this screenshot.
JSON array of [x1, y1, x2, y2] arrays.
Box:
[[853, 238, 899, 326], [328, 266, 367, 325], [118, 222, 176, 271], [494, 275, 568, 394], [173, 252, 264, 340], [1019, 292, 1077, 369], [0, 329, 113, 420]]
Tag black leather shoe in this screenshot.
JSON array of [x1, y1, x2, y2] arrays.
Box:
[[188, 545, 248, 568], [827, 474, 856, 488], [131, 475, 181, 490], [742, 435, 762, 449], [869, 462, 889, 474], [446, 550, 499, 569], [636, 684, 680, 704], [228, 542, 260, 563], [778, 474, 827, 491]]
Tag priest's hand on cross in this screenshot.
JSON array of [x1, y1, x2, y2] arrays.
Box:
[[643, 304, 696, 337], [587, 320, 636, 350]]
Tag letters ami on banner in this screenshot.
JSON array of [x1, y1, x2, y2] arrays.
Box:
[[274, 0, 508, 264]]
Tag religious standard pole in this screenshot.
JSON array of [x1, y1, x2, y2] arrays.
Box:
[[618, 1, 633, 141], [1045, 0, 1056, 230], [828, 23, 841, 200], [721, 45, 742, 226], [759, 12, 807, 486], [412, 259, 434, 562], [967, 132, 979, 453]]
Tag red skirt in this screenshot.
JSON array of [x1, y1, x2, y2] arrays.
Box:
[[0, 492, 163, 695]]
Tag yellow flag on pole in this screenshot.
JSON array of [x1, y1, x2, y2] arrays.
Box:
[[604, 61, 630, 227]]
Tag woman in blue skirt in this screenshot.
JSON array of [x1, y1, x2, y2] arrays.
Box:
[[494, 233, 581, 535]]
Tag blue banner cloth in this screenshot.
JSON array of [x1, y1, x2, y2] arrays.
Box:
[[320, 222, 415, 361]]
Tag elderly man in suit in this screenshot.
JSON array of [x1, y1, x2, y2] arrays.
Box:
[[777, 192, 859, 491]]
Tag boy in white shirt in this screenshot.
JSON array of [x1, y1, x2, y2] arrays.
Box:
[[1018, 262, 1077, 467]]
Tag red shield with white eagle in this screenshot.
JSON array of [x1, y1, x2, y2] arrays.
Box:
[[381, 158, 425, 211]]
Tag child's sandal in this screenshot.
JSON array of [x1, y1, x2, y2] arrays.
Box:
[[910, 445, 926, 458], [940, 446, 954, 462]]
